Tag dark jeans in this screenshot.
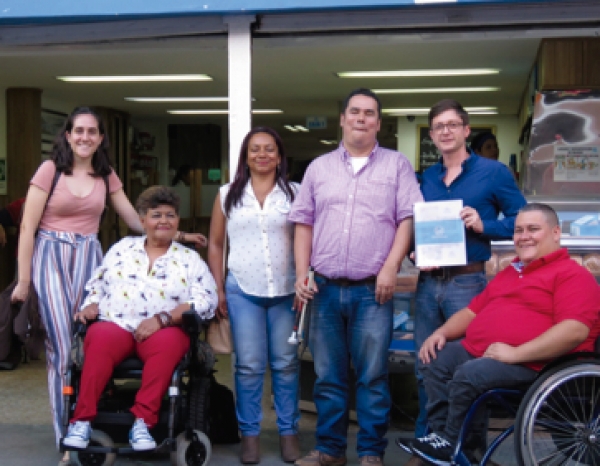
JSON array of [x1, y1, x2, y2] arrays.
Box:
[[414, 272, 487, 437], [422, 341, 537, 444]]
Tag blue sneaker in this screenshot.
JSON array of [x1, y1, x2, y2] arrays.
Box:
[[63, 420, 91, 449], [129, 418, 156, 451]]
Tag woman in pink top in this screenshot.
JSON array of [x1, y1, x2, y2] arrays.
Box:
[[10, 107, 206, 456]]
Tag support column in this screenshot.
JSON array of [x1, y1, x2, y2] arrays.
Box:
[[6, 88, 42, 201], [224, 15, 255, 182]]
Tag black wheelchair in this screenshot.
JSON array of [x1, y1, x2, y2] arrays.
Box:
[[59, 310, 215, 466], [432, 346, 600, 466]]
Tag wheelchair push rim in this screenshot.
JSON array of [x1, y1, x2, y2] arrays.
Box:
[[516, 360, 600, 466]]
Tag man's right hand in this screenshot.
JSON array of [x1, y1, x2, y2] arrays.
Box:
[[409, 252, 439, 273], [419, 332, 447, 364], [294, 276, 318, 306]]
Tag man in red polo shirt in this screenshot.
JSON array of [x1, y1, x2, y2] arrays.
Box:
[[398, 202, 600, 465]]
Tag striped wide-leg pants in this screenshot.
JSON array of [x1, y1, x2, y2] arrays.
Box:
[[32, 230, 103, 446]]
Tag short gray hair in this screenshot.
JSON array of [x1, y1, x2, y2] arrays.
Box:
[[135, 185, 181, 215]]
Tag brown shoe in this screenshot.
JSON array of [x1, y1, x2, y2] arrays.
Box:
[[295, 449, 347, 466], [280, 434, 300, 463], [359, 456, 384, 465], [241, 435, 260, 464]]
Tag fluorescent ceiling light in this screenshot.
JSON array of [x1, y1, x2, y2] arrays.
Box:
[[57, 74, 212, 82], [126, 97, 229, 102], [382, 106, 497, 115], [373, 87, 499, 94], [337, 69, 499, 78], [295, 125, 309, 132], [284, 125, 299, 132], [469, 111, 499, 115], [320, 140, 337, 145], [168, 109, 283, 115]]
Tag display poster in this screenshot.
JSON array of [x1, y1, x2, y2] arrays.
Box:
[[554, 145, 600, 182], [414, 200, 466, 268]]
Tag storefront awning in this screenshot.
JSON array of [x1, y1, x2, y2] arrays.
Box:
[[0, 0, 566, 25]]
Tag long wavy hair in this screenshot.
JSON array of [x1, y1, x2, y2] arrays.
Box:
[[51, 106, 112, 177], [224, 127, 295, 217]]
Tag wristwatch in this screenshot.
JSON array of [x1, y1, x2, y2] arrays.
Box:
[[155, 311, 172, 328]]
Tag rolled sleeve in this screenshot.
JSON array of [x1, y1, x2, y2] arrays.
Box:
[[396, 160, 423, 223], [186, 255, 218, 320], [288, 166, 316, 226]]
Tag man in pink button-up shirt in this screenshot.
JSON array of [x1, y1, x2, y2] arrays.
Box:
[[290, 88, 423, 466]]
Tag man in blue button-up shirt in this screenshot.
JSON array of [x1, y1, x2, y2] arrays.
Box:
[[406, 99, 526, 460]]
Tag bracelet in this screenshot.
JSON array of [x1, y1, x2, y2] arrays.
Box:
[[177, 231, 185, 242], [154, 314, 165, 329]]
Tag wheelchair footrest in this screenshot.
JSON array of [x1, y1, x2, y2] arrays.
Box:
[[95, 412, 135, 425]]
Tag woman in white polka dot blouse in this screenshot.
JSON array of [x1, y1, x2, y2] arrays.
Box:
[[208, 127, 301, 464]]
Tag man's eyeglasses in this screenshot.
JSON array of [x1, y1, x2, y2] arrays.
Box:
[[431, 122, 464, 134]]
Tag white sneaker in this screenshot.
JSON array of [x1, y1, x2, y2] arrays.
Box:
[[129, 418, 156, 451], [63, 421, 91, 449]]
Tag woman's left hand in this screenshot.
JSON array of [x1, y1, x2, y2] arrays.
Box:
[[180, 232, 208, 249], [134, 317, 161, 342]]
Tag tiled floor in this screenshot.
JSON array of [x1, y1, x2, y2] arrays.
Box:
[[0, 354, 519, 465]]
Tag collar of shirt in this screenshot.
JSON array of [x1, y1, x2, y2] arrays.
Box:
[[129, 235, 179, 260], [338, 141, 379, 162], [511, 248, 568, 274], [244, 180, 283, 200], [436, 149, 477, 182]]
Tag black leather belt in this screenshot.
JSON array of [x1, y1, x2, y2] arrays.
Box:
[[422, 262, 484, 280], [314, 272, 377, 287]]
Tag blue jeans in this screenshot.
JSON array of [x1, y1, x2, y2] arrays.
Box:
[[309, 276, 393, 458], [226, 274, 299, 436], [414, 272, 487, 437]]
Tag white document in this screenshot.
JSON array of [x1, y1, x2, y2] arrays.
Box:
[[414, 200, 467, 268]]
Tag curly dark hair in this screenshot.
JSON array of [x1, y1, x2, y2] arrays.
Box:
[[51, 106, 112, 177], [224, 127, 295, 217], [135, 185, 181, 215]]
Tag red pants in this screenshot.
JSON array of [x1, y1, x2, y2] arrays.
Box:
[[71, 321, 190, 427]]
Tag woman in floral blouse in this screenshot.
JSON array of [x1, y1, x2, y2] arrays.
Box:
[[62, 185, 217, 452]]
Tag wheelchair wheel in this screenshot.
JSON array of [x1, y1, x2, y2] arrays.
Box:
[[71, 430, 116, 466], [173, 430, 211, 466], [189, 376, 211, 433], [515, 359, 600, 466]]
